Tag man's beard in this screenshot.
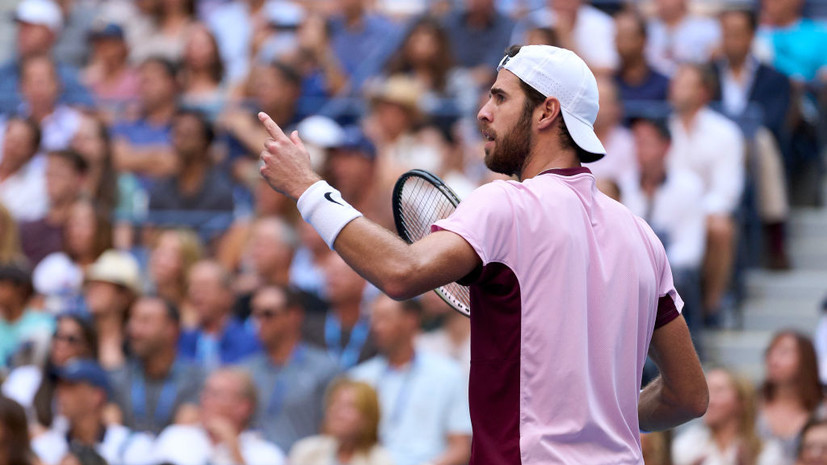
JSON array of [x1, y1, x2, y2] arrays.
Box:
[[483, 104, 533, 177]]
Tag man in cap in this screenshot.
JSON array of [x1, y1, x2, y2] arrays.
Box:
[[258, 44, 707, 463]]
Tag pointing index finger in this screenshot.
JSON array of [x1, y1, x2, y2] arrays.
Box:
[[258, 112, 287, 141]]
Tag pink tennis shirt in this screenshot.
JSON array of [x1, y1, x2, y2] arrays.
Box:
[[432, 167, 682, 465]]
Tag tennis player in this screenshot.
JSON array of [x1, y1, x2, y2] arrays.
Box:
[[257, 45, 708, 464]]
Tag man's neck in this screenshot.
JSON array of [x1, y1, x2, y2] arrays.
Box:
[[620, 56, 650, 85], [29, 105, 54, 124], [661, 10, 686, 28], [727, 54, 749, 76], [466, 8, 493, 28], [387, 343, 415, 368], [519, 147, 581, 181], [678, 106, 702, 131], [95, 312, 124, 339], [267, 334, 299, 366], [145, 103, 176, 126], [143, 348, 176, 379], [2, 304, 25, 324], [640, 167, 667, 197], [69, 414, 104, 446], [202, 314, 228, 335], [334, 301, 361, 329], [178, 160, 209, 195]]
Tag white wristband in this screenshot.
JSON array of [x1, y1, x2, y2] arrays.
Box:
[[296, 180, 363, 250]]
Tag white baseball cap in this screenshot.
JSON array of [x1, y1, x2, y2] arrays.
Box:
[[14, 0, 63, 33], [498, 45, 605, 162]]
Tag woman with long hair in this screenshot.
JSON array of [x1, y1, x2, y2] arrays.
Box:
[[179, 24, 227, 120], [673, 368, 784, 465], [289, 379, 393, 465], [148, 228, 203, 326], [758, 331, 824, 462], [0, 396, 34, 465]]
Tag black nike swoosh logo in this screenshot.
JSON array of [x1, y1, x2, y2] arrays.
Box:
[[324, 192, 344, 206]]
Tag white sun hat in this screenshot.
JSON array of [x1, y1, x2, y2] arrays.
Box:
[[498, 45, 606, 162]]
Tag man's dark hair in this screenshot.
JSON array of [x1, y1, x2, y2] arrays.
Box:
[[0, 264, 33, 301], [684, 63, 719, 99], [505, 45, 595, 163], [140, 56, 178, 80], [47, 150, 88, 175], [174, 108, 215, 147], [270, 60, 303, 88], [720, 7, 757, 32], [630, 116, 671, 142], [615, 9, 648, 39]]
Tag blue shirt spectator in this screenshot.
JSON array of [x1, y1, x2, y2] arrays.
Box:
[[179, 317, 261, 367], [756, 18, 827, 82], [443, 2, 515, 71], [329, 5, 400, 92]]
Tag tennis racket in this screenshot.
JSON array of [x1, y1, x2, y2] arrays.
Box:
[[392, 169, 471, 317]]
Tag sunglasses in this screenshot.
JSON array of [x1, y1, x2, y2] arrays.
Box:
[[53, 333, 84, 346], [251, 308, 287, 320]]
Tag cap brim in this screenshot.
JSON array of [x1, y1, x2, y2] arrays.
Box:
[[561, 109, 606, 163]]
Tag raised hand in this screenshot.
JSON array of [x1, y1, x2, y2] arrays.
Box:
[[258, 112, 321, 199]]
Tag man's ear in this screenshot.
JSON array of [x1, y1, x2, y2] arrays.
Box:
[[537, 97, 562, 130]]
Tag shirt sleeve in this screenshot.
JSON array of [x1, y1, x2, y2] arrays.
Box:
[[705, 121, 745, 215]]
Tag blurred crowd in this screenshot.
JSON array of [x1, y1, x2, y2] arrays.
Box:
[[0, 0, 825, 464]]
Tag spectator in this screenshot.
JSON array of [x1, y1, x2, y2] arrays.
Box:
[[243, 285, 339, 451], [714, 7, 792, 269], [613, 9, 670, 104], [304, 254, 377, 370], [289, 379, 393, 465], [0, 204, 25, 266], [0, 396, 35, 465], [83, 250, 141, 369], [108, 296, 205, 435], [110, 57, 179, 181], [0, 264, 53, 369], [442, 0, 515, 86], [147, 229, 203, 324], [288, 221, 331, 300], [50, 0, 99, 70], [235, 217, 297, 297], [152, 368, 285, 465], [798, 418, 827, 465], [1, 312, 96, 429], [206, 0, 270, 84], [668, 63, 745, 322], [19, 54, 82, 152], [416, 293, 471, 376], [323, 126, 384, 223], [619, 118, 705, 338], [179, 24, 227, 121], [19, 150, 87, 268], [147, 110, 234, 220], [350, 296, 472, 465], [30, 359, 152, 465], [590, 77, 638, 184], [179, 260, 260, 369], [82, 23, 139, 105], [755, 0, 827, 83], [0, 117, 46, 223], [0, 0, 93, 113], [131, 0, 197, 64], [33, 198, 111, 314], [646, 0, 721, 76], [512, 0, 618, 73], [672, 368, 785, 465], [328, 0, 400, 92], [758, 331, 823, 461], [70, 114, 120, 215]]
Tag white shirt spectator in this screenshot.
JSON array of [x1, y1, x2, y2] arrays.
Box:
[[207, 1, 270, 85], [152, 425, 286, 465], [349, 350, 472, 465], [590, 126, 638, 184], [668, 108, 745, 215], [620, 169, 707, 269], [647, 15, 721, 76], [0, 153, 47, 222], [32, 424, 154, 465], [672, 423, 786, 465], [719, 57, 760, 116]]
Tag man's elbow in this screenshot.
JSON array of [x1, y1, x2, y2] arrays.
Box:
[[379, 267, 422, 301], [689, 384, 710, 419]]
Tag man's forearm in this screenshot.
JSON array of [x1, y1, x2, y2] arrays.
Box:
[[638, 375, 702, 432]]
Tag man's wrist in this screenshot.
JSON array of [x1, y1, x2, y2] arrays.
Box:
[[296, 180, 363, 249]]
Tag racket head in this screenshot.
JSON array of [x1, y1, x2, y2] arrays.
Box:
[[392, 169, 471, 317]]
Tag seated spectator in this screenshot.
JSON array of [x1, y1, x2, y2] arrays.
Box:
[[672, 368, 785, 465], [83, 250, 141, 369], [289, 378, 393, 465], [613, 10, 670, 104], [0, 204, 25, 267], [646, 0, 721, 76], [0, 264, 53, 369], [19, 54, 82, 152], [0, 116, 46, 222], [350, 296, 472, 465], [442, 0, 515, 87], [205, 0, 269, 85], [304, 254, 377, 370], [668, 63, 745, 322], [758, 331, 824, 462], [324, 126, 385, 222], [110, 57, 179, 182], [2, 312, 96, 430], [82, 23, 139, 105], [714, 7, 792, 269], [179, 260, 260, 369], [148, 110, 234, 222], [798, 418, 827, 465], [0, 396, 36, 465], [19, 150, 86, 267], [108, 296, 205, 435], [130, 0, 196, 64], [0, 0, 93, 113], [243, 285, 339, 452], [147, 229, 203, 325], [289, 221, 331, 300], [33, 198, 111, 314], [152, 368, 284, 465], [590, 77, 638, 184], [30, 359, 152, 465], [234, 217, 297, 297], [755, 0, 827, 83], [512, 0, 618, 73], [619, 118, 705, 337], [179, 24, 227, 121]]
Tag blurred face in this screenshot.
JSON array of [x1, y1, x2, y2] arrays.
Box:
[[632, 122, 670, 173], [550, 0, 581, 16], [669, 66, 705, 113], [128, 298, 174, 359], [251, 66, 298, 114], [45, 155, 82, 204], [250, 287, 295, 347], [20, 57, 59, 110], [255, 178, 290, 216], [766, 335, 800, 384], [64, 202, 97, 258], [150, 232, 184, 283], [703, 370, 741, 429], [17, 22, 54, 57], [84, 281, 121, 316], [323, 255, 365, 306], [71, 117, 107, 165], [172, 114, 209, 162], [184, 27, 217, 71], [2, 119, 38, 168], [187, 263, 232, 326], [406, 26, 439, 65], [327, 150, 374, 198], [477, 70, 534, 177], [615, 13, 645, 62], [762, 0, 802, 25], [0, 282, 25, 319], [801, 424, 827, 465], [56, 381, 102, 420], [91, 37, 128, 65], [721, 12, 754, 63], [139, 61, 177, 112], [595, 79, 620, 131], [247, 220, 293, 278], [51, 318, 89, 366], [655, 0, 686, 21], [373, 101, 413, 139], [325, 386, 365, 442], [200, 372, 251, 432], [370, 296, 415, 354]]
